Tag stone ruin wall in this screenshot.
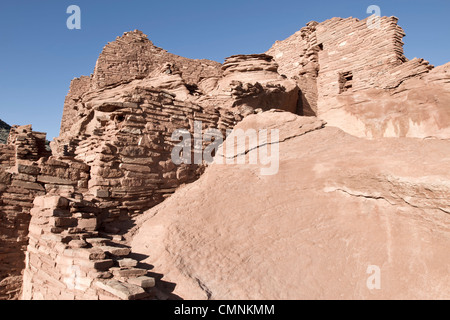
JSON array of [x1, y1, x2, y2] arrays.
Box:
[[55, 87, 241, 226], [0, 98, 242, 300], [3, 88, 247, 299], [1, 16, 449, 300], [60, 30, 223, 135], [314, 17, 410, 96], [52, 30, 299, 231], [267, 16, 450, 139], [0, 125, 88, 299], [92, 30, 222, 90], [60, 76, 92, 137], [22, 194, 159, 300], [0, 31, 248, 299], [267, 21, 321, 116], [0, 126, 44, 299], [267, 16, 425, 109]]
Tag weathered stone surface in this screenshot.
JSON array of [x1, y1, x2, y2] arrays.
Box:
[[76, 218, 98, 232], [49, 217, 78, 228], [85, 238, 111, 247], [127, 276, 155, 289], [117, 258, 138, 268], [92, 260, 114, 271], [17, 164, 40, 176], [2, 15, 449, 301], [11, 180, 44, 191], [111, 267, 148, 278], [99, 246, 131, 257], [43, 196, 69, 209], [94, 189, 109, 198], [75, 248, 107, 261], [68, 240, 89, 249], [37, 176, 77, 185], [130, 111, 450, 300], [267, 16, 450, 138], [94, 280, 148, 300]]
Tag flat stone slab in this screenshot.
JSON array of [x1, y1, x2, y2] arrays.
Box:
[[93, 259, 114, 271], [127, 276, 155, 289], [100, 246, 131, 257], [112, 267, 148, 278], [79, 259, 114, 271], [85, 238, 111, 246], [118, 258, 138, 268], [74, 248, 107, 261], [95, 280, 148, 300]]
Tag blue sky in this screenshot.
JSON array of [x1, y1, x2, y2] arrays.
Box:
[[0, 0, 449, 140]]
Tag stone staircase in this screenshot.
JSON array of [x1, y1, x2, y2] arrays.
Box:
[[22, 195, 156, 300]]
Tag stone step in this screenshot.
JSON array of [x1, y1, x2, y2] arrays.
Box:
[[117, 258, 138, 268], [73, 247, 107, 261], [95, 280, 149, 300], [111, 267, 148, 278], [85, 238, 111, 246], [99, 245, 131, 257], [127, 276, 156, 289], [78, 258, 114, 271]]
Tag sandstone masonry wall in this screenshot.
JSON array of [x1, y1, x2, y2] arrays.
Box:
[[60, 76, 92, 136], [92, 31, 222, 89], [4, 16, 447, 300], [267, 16, 450, 139], [0, 145, 15, 169], [267, 21, 320, 116], [22, 195, 156, 300], [0, 126, 90, 299], [16, 31, 273, 300], [61, 31, 223, 135], [0, 126, 48, 299], [53, 86, 241, 229], [312, 17, 435, 102]]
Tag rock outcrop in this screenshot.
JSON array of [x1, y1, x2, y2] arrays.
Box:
[[212, 54, 299, 114], [130, 111, 450, 300], [0, 119, 11, 144]]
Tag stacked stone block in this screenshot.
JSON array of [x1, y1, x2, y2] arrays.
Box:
[[55, 87, 242, 227], [0, 145, 15, 169], [22, 195, 155, 300], [0, 126, 90, 299], [7, 125, 50, 161]]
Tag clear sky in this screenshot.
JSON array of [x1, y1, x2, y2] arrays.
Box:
[[0, 0, 449, 140]]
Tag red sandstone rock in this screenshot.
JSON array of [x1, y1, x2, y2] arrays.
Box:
[[130, 111, 450, 300], [1, 15, 449, 300]]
